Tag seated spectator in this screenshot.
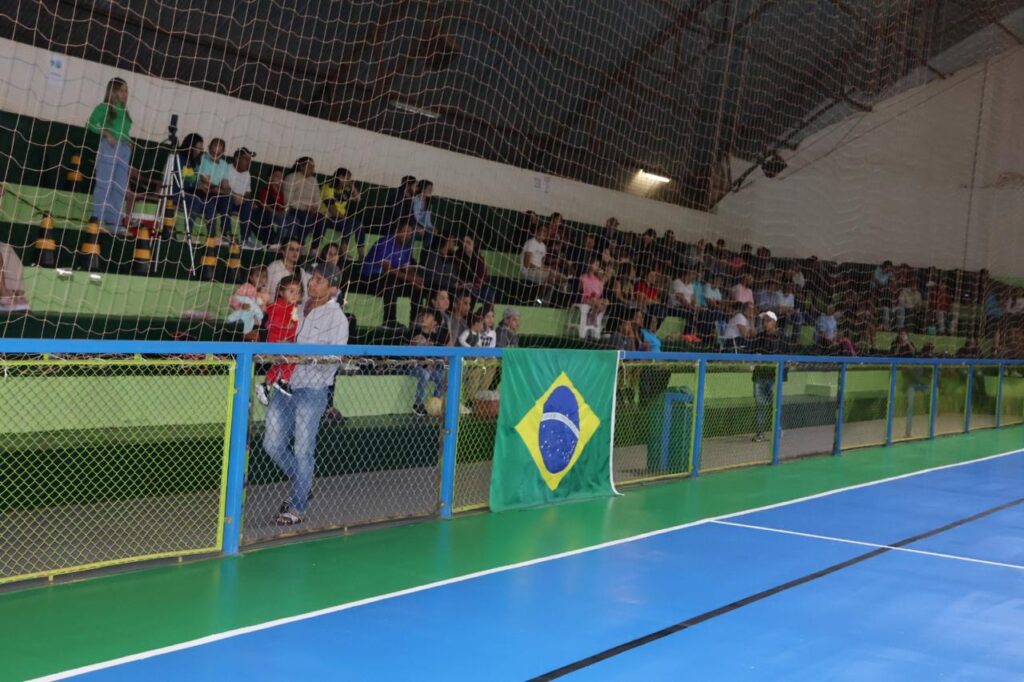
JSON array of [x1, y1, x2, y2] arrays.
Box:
[[606, 275, 640, 329], [384, 175, 417, 233], [697, 272, 728, 339], [669, 269, 700, 332], [425, 289, 453, 345], [412, 180, 436, 253], [458, 310, 489, 348], [774, 281, 803, 344], [872, 260, 894, 290], [461, 307, 499, 414], [267, 238, 310, 300], [754, 275, 777, 313], [191, 137, 232, 238], [610, 318, 639, 351], [282, 156, 321, 249], [449, 291, 473, 344], [815, 303, 839, 349], [579, 259, 610, 328], [637, 312, 662, 353], [422, 233, 465, 294], [176, 133, 205, 227], [956, 336, 980, 358], [633, 229, 658, 275], [0, 242, 30, 311], [496, 307, 520, 347], [520, 222, 565, 299], [457, 234, 490, 303], [227, 265, 269, 336], [634, 268, 665, 315], [731, 274, 755, 311], [566, 232, 599, 280], [407, 310, 447, 417], [244, 168, 286, 249], [890, 327, 916, 356], [925, 272, 952, 335], [895, 278, 924, 331], [361, 219, 424, 327], [221, 147, 255, 241], [320, 167, 364, 260], [722, 303, 756, 349]]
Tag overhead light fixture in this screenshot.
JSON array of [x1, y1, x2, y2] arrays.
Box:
[[639, 170, 670, 184], [390, 100, 441, 120]]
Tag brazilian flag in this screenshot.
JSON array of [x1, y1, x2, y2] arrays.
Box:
[[489, 349, 618, 511]]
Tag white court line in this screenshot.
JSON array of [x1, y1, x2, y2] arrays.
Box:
[[35, 446, 1024, 681], [713, 520, 1024, 571]]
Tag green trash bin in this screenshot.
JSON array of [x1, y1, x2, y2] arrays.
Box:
[[646, 387, 694, 474]]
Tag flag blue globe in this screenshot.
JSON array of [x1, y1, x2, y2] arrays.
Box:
[[538, 386, 581, 474]]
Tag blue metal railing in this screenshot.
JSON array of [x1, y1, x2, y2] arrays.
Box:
[[2, 338, 1022, 558]]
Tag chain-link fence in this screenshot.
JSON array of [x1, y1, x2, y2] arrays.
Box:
[[780, 362, 840, 460], [893, 364, 935, 442], [0, 357, 233, 584], [1002, 367, 1024, 426], [934, 364, 968, 437], [970, 366, 999, 430], [699, 362, 775, 473], [839, 364, 890, 450], [452, 357, 502, 512], [613, 360, 697, 486], [241, 355, 446, 544]]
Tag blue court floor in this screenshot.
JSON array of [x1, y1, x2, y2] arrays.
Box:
[[46, 451, 1024, 681]]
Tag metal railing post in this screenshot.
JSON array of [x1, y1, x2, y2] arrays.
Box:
[[929, 363, 939, 440], [439, 355, 464, 519], [995, 364, 1004, 428], [223, 351, 253, 555], [964, 362, 974, 433], [886, 362, 897, 446], [834, 363, 847, 455], [771, 361, 785, 465], [690, 359, 707, 477]]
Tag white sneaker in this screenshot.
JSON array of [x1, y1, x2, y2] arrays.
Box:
[[255, 383, 270, 406]]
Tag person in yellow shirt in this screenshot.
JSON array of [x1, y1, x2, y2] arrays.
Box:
[[319, 167, 366, 260], [86, 78, 133, 234]]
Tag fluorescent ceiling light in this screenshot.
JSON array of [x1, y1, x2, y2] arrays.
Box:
[[639, 170, 670, 184], [390, 100, 441, 120]]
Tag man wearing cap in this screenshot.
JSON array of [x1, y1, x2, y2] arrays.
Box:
[[750, 311, 785, 442], [496, 307, 520, 347], [223, 147, 255, 240], [264, 264, 349, 526]]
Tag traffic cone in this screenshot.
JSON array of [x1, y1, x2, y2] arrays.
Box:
[[77, 216, 103, 271], [65, 153, 85, 192], [33, 212, 57, 267], [132, 225, 153, 276], [161, 196, 177, 241]]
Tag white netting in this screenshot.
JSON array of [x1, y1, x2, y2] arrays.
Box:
[[0, 2, 1022, 355]]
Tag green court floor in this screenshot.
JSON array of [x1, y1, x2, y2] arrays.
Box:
[[2, 426, 1021, 681]]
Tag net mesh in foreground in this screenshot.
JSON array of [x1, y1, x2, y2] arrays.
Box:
[[0, 356, 232, 584], [242, 354, 445, 544]]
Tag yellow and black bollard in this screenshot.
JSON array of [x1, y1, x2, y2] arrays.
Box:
[[161, 197, 177, 240], [77, 216, 103, 271], [226, 238, 242, 284], [65, 153, 84, 192], [33, 212, 57, 267], [199, 236, 221, 281], [132, 225, 153, 276]]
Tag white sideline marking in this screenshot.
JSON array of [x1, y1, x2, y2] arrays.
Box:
[[713, 520, 1024, 571], [35, 446, 1024, 680]]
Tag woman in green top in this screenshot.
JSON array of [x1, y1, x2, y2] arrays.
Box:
[[86, 78, 132, 233]]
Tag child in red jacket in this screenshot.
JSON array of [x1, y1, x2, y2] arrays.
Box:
[[255, 275, 303, 406]]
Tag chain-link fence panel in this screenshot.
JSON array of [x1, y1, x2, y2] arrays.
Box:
[[1002, 367, 1024, 426], [453, 357, 501, 512], [242, 355, 445, 544], [613, 360, 697, 486], [839, 364, 890, 450], [934, 364, 968, 437], [0, 357, 233, 584], [970, 366, 999, 431], [779, 362, 839, 461], [893, 364, 935, 442], [699, 362, 775, 473]]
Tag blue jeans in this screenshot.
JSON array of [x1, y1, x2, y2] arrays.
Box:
[[92, 137, 131, 232], [406, 364, 445, 405], [283, 209, 320, 247], [217, 197, 253, 238], [185, 192, 229, 235], [243, 205, 285, 245], [323, 215, 365, 254], [754, 378, 774, 436], [263, 386, 330, 515]]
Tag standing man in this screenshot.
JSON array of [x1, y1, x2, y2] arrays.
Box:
[[750, 311, 784, 442], [264, 265, 349, 526]]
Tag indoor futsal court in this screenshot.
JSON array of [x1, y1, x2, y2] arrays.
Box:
[[6, 428, 1022, 681]]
